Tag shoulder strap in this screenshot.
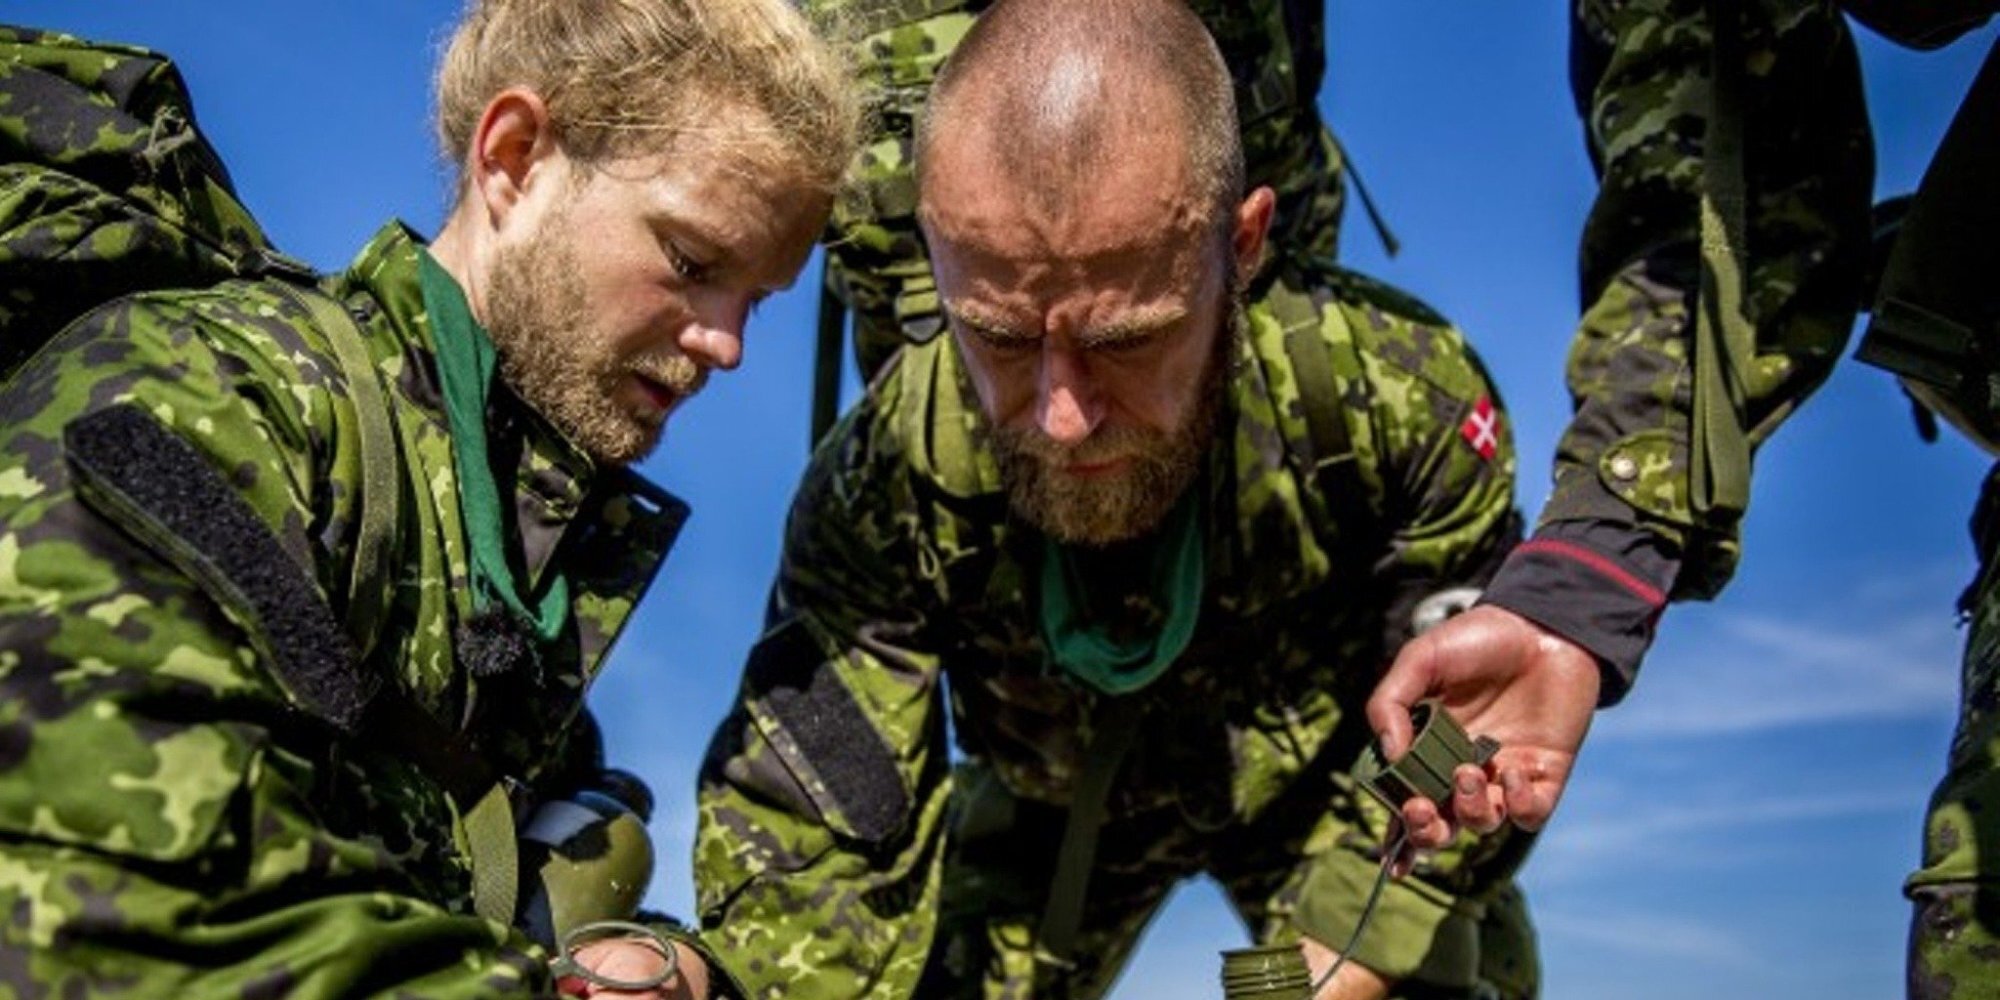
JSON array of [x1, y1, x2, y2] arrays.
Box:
[[1034, 696, 1143, 982], [250, 255, 402, 664], [1688, 0, 1755, 519], [1266, 282, 1386, 569], [251, 264, 523, 916]]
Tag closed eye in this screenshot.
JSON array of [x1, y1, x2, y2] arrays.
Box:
[[666, 240, 712, 283], [971, 327, 1036, 354], [1088, 334, 1153, 355], [950, 312, 1035, 354]]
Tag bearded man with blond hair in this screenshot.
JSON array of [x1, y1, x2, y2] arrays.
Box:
[[0, 0, 854, 995]]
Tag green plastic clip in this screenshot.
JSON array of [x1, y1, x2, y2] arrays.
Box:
[[1352, 699, 1500, 810]]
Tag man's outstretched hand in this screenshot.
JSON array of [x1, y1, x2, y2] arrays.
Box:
[[1365, 605, 1600, 858]]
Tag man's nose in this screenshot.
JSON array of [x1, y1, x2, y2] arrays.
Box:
[[679, 305, 745, 371], [1036, 344, 1101, 445]]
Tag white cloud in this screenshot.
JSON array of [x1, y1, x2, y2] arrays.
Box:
[[1597, 602, 1960, 740], [1533, 909, 1764, 968], [1534, 787, 1911, 875]]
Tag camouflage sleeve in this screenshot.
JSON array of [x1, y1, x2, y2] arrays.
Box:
[[1484, 0, 1874, 697], [694, 404, 950, 999], [0, 293, 550, 997]]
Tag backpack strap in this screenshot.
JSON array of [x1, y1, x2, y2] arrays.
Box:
[[1263, 281, 1386, 570], [248, 252, 402, 665], [256, 263, 527, 921], [1034, 695, 1143, 982], [1688, 0, 1755, 520]]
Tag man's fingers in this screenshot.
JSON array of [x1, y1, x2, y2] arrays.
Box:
[[1398, 797, 1454, 852], [1451, 764, 1506, 834], [1498, 766, 1555, 831]]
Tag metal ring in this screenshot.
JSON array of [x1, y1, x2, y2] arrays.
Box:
[[551, 920, 680, 993]]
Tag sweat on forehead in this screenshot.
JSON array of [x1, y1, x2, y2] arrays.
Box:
[[914, 0, 1242, 221]]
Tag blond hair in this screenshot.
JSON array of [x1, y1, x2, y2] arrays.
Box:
[[436, 0, 859, 191]]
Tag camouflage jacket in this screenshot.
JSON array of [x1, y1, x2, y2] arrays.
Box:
[[695, 268, 1521, 998], [1483, 0, 1996, 699], [0, 222, 684, 997], [809, 0, 1349, 375]]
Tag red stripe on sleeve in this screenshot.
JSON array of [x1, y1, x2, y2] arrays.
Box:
[[1513, 539, 1668, 608]]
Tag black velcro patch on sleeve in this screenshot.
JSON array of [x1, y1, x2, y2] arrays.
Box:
[[749, 618, 910, 844], [64, 403, 375, 729]]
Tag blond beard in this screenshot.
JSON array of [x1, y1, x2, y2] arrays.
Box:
[[483, 208, 702, 466], [991, 291, 1240, 547]]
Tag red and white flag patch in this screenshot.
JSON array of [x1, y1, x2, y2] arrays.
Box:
[[1459, 396, 1499, 461]]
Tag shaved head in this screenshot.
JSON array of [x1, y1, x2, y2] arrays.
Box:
[[914, 0, 1244, 230]]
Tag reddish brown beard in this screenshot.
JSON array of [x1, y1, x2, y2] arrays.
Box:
[[991, 288, 1241, 547], [484, 207, 698, 465]]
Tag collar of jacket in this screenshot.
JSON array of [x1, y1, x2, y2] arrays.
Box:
[[338, 221, 690, 682]]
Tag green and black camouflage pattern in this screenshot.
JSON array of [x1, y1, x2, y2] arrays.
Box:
[[0, 27, 269, 376], [1551, 2, 2000, 994], [695, 265, 1532, 999], [1913, 465, 2000, 999], [0, 222, 684, 997], [806, 0, 1349, 378], [1547, 0, 1877, 599]]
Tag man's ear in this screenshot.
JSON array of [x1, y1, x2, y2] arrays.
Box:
[[1231, 185, 1277, 283], [467, 87, 561, 231]]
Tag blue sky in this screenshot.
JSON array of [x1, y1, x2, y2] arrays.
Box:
[[11, 4, 1996, 997]]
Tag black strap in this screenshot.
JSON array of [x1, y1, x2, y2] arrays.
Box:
[[1858, 35, 2000, 391], [811, 275, 847, 447], [1035, 696, 1144, 976]]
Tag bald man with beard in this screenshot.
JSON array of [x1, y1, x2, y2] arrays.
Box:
[[694, 1, 1539, 996]]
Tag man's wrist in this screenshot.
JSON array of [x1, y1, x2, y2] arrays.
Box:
[[1477, 520, 1679, 706]]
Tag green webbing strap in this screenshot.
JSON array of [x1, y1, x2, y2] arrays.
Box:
[[364, 684, 521, 927], [266, 280, 401, 660], [1270, 285, 1382, 566], [267, 259, 518, 929], [1689, 0, 1754, 518], [1036, 696, 1145, 976], [462, 784, 521, 926], [1281, 304, 1354, 480], [811, 276, 847, 447], [233, 259, 520, 928]]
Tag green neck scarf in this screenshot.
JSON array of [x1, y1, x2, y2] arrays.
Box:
[[1038, 489, 1206, 695], [417, 250, 571, 644]]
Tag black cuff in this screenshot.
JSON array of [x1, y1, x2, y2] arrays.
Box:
[[1478, 520, 1680, 707]]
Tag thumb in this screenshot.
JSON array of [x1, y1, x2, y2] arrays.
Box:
[[1368, 642, 1437, 761]]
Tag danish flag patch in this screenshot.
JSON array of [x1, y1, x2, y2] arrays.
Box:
[[1459, 396, 1499, 461]]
